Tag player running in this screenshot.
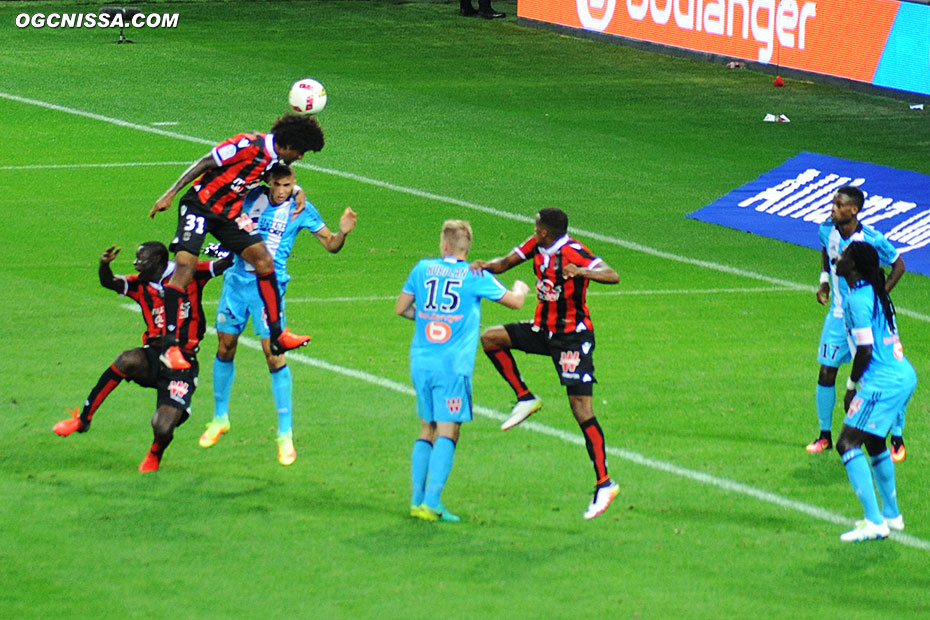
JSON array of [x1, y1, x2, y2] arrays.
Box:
[[198, 164, 357, 465], [833, 242, 915, 542], [53, 242, 230, 472], [397, 220, 528, 522], [149, 114, 325, 372], [472, 207, 621, 520]]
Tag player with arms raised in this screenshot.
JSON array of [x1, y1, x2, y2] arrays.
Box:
[[150, 114, 324, 371]]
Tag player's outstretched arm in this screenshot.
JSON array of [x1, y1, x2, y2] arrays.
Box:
[[98, 245, 124, 292], [395, 292, 415, 320], [314, 207, 357, 253], [497, 279, 530, 309], [150, 153, 217, 218], [471, 251, 522, 275], [562, 260, 620, 284]]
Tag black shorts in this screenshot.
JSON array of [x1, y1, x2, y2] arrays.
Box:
[[128, 345, 198, 415], [504, 321, 596, 388], [170, 189, 263, 256]]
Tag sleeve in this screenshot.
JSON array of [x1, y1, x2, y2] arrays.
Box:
[[299, 203, 326, 234], [475, 271, 508, 301], [873, 232, 900, 267], [846, 292, 875, 346], [115, 274, 132, 297], [211, 133, 256, 167], [817, 223, 830, 249], [513, 236, 537, 260], [566, 242, 599, 268], [196, 260, 215, 281], [402, 263, 421, 296]]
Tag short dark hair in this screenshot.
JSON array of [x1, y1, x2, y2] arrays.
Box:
[[270, 113, 325, 154], [267, 163, 294, 181], [139, 240, 168, 265], [836, 185, 864, 209], [537, 207, 568, 237]]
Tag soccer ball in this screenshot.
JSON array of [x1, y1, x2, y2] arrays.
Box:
[[288, 78, 327, 115]]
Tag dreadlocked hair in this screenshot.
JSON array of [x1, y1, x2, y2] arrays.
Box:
[[270, 113, 325, 153], [846, 241, 896, 333]]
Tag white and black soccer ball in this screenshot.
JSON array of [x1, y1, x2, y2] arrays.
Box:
[[288, 78, 327, 115]]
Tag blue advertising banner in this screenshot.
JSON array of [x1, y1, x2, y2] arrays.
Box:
[[688, 152, 930, 277]]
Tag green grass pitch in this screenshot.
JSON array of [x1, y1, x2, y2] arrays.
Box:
[[1, 1, 930, 618]]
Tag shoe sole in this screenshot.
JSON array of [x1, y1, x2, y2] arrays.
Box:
[[584, 486, 620, 520], [501, 401, 543, 431]]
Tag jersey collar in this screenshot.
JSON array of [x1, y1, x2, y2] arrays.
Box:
[[539, 234, 570, 256], [264, 133, 279, 163]]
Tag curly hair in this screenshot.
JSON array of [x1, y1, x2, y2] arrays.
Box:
[[139, 240, 169, 266], [270, 113, 325, 154], [537, 207, 568, 237], [846, 241, 896, 332]]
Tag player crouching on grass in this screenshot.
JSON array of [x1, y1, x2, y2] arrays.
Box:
[[53, 242, 231, 472], [472, 208, 622, 520], [397, 220, 529, 522], [149, 113, 325, 372]]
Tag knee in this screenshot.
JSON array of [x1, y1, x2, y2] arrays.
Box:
[[152, 407, 180, 438], [114, 349, 145, 376], [481, 327, 505, 351], [818, 366, 838, 386], [835, 435, 857, 455]]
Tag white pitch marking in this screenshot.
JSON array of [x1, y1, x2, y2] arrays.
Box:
[[150, 121, 179, 126], [117, 303, 929, 551], [0, 161, 190, 171], [2, 90, 929, 322]]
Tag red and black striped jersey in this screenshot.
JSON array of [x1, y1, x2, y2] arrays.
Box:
[[118, 261, 220, 351], [192, 132, 279, 219], [514, 235, 603, 335]]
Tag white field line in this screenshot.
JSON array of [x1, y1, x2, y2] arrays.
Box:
[[3, 90, 928, 322], [119, 303, 928, 550], [0, 161, 190, 170]]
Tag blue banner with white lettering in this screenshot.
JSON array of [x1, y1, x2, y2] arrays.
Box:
[[688, 152, 930, 276]]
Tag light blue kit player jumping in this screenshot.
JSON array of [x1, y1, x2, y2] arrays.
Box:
[[199, 164, 357, 465], [808, 186, 906, 458], [833, 241, 916, 543], [396, 220, 529, 522]]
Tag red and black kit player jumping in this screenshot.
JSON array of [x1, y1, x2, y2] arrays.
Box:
[[471, 207, 622, 520], [149, 113, 324, 370], [53, 242, 230, 472]]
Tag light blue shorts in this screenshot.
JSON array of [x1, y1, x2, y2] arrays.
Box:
[[215, 278, 286, 339], [845, 367, 917, 437], [818, 312, 851, 367], [412, 370, 473, 424]]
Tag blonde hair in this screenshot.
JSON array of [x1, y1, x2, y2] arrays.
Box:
[[441, 219, 473, 255]]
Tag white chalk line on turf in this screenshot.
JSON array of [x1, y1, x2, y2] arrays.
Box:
[[4, 90, 928, 323], [117, 302, 929, 550], [0, 162, 190, 171]]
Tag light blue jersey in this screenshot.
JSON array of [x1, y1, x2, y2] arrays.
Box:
[[224, 186, 325, 290], [403, 257, 507, 376], [843, 282, 917, 436], [819, 221, 899, 319], [216, 186, 324, 337], [817, 221, 899, 367]]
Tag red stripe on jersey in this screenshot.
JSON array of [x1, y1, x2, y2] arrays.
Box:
[[517, 235, 598, 335], [124, 275, 165, 345], [195, 133, 277, 219]]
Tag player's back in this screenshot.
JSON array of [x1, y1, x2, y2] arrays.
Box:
[[405, 257, 506, 376], [844, 285, 914, 387]]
